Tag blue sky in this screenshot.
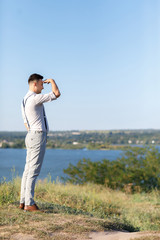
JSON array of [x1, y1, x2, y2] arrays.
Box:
[[1, 0, 160, 131]]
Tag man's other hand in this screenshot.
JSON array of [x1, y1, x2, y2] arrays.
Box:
[[43, 79, 54, 84]]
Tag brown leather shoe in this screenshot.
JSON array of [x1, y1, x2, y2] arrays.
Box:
[[19, 203, 25, 210], [24, 204, 39, 212]]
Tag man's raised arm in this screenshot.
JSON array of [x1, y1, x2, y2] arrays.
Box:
[[43, 79, 61, 98]]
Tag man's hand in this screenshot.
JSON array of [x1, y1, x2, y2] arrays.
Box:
[[43, 79, 54, 84], [43, 78, 61, 98]]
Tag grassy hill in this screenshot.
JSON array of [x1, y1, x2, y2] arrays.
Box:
[[0, 177, 160, 239]]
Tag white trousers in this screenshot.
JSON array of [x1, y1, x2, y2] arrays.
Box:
[[20, 131, 47, 205]]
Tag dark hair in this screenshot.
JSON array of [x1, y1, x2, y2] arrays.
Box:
[[28, 73, 43, 84]]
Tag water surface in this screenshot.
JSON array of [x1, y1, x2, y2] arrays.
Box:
[[0, 148, 123, 182]]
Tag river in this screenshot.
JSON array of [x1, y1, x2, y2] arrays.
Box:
[[0, 148, 124, 182]]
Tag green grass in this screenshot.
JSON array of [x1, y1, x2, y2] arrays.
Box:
[[0, 177, 160, 239], [35, 178, 160, 231]]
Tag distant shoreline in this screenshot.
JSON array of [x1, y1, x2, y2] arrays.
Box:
[[0, 129, 158, 149]]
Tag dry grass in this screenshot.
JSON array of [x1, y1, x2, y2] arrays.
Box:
[[0, 204, 118, 240], [0, 177, 160, 239]]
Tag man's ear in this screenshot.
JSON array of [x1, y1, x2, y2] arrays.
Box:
[[33, 81, 37, 87]]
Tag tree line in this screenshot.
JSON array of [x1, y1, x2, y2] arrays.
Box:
[[1, 130, 160, 149]]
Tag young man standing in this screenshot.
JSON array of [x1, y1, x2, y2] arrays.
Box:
[[20, 73, 61, 211]]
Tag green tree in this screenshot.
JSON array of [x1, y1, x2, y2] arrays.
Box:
[[63, 147, 160, 192]]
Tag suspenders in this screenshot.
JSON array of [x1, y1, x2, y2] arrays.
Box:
[[22, 93, 34, 129], [22, 94, 48, 131], [43, 106, 48, 131]]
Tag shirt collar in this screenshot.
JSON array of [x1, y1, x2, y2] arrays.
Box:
[[28, 90, 36, 94]]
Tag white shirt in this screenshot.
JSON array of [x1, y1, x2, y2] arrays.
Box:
[[21, 90, 57, 132]]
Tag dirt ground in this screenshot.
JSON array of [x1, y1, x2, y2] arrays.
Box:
[[1, 230, 160, 240], [1, 205, 160, 240], [89, 231, 160, 240]]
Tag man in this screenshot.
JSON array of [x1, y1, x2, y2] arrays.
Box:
[[19, 73, 61, 211]]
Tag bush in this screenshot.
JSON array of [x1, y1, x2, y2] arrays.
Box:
[[63, 147, 160, 192]]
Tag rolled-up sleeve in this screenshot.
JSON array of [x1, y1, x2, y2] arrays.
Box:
[[34, 92, 57, 105]]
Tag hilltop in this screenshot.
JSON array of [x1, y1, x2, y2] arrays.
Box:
[[0, 178, 160, 240]]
